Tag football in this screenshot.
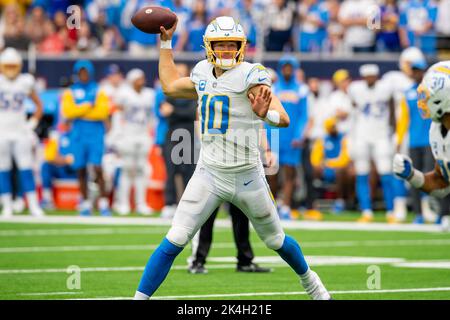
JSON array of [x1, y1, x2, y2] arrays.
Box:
[[131, 6, 177, 34]]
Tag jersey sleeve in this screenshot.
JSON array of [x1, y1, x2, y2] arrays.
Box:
[[190, 60, 206, 85], [22, 74, 36, 95], [245, 64, 272, 91]]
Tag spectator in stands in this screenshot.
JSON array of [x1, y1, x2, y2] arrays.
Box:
[[311, 117, 352, 213], [437, 0, 450, 36], [2, 14, 30, 51], [399, 0, 438, 55], [25, 6, 48, 45], [177, 0, 208, 52], [324, 0, 345, 53], [127, 0, 159, 56], [76, 20, 99, 52], [167, 0, 192, 50], [38, 20, 65, 53], [53, 10, 77, 51], [297, 0, 329, 52], [40, 122, 77, 209], [377, 0, 401, 52], [338, 0, 377, 52], [32, 0, 71, 18], [0, 4, 28, 50], [265, 0, 296, 51], [235, 0, 258, 51]]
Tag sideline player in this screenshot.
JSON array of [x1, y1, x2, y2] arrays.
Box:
[[348, 64, 395, 223], [61, 60, 111, 216], [134, 16, 331, 300], [393, 61, 450, 231], [112, 68, 155, 216], [0, 48, 44, 217]]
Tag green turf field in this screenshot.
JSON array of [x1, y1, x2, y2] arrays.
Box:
[[0, 212, 450, 300]]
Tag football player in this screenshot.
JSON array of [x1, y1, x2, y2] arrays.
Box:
[[348, 64, 395, 223], [394, 61, 450, 231], [0, 48, 44, 217], [134, 16, 331, 300], [112, 68, 155, 216]]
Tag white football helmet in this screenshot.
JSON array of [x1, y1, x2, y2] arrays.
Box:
[[417, 60, 450, 122], [203, 16, 246, 70], [399, 47, 426, 77], [0, 47, 22, 80]]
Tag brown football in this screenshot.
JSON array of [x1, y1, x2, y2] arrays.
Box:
[[131, 6, 177, 34]]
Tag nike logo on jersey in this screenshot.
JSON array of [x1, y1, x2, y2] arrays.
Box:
[[258, 77, 267, 82], [243, 180, 254, 186]]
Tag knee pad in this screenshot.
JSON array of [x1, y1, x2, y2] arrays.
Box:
[[263, 232, 285, 250], [166, 225, 191, 247]]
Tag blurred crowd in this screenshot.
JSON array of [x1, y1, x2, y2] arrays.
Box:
[[0, 0, 449, 56]]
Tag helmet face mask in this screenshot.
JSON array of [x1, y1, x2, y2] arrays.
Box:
[[0, 63, 21, 80], [203, 16, 247, 70]]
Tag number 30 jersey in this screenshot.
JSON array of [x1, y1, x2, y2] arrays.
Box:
[[0, 73, 35, 136], [190, 59, 272, 172]]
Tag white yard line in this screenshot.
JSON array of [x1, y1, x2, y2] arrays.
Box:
[[0, 216, 446, 233], [0, 256, 417, 275], [0, 227, 170, 237], [17, 291, 84, 296], [69, 287, 450, 300], [1, 238, 450, 254]]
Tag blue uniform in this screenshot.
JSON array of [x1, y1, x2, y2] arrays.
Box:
[[268, 56, 308, 166], [405, 84, 432, 148], [299, 2, 329, 52], [62, 60, 109, 169], [399, 0, 438, 55]]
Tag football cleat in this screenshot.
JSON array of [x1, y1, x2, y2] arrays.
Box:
[[30, 206, 45, 218], [303, 209, 323, 221], [301, 270, 332, 300], [100, 208, 112, 217], [237, 263, 273, 273], [114, 204, 130, 216], [357, 214, 374, 223], [136, 205, 154, 216], [1, 207, 13, 218], [413, 215, 425, 224], [79, 208, 92, 217], [188, 263, 208, 274]]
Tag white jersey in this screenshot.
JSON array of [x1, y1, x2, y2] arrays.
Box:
[[327, 89, 353, 135], [429, 122, 450, 182], [0, 73, 35, 136], [190, 59, 271, 172], [381, 70, 413, 105], [348, 79, 393, 141], [114, 85, 155, 135]]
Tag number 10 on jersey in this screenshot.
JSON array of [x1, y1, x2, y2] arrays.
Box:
[[200, 94, 230, 134]]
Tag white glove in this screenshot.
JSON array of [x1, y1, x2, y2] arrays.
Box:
[[393, 154, 413, 180], [393, 153, 425, 188]]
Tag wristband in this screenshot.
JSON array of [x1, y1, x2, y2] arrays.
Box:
[[408, 168, 425, 189], [264, 110, 280, 126], [160, 40, 172, 49]]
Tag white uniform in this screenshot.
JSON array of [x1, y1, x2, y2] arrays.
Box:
[[112, 84, 155, 213], [348, 79, 394, 175], [166, 60, 285, 250], [113, 84, 155, 158], [0, 73, 36, 170], [429, 122, 450, 182]]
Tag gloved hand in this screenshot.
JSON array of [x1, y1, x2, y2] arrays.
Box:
[[393, 153, 414, 180]]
